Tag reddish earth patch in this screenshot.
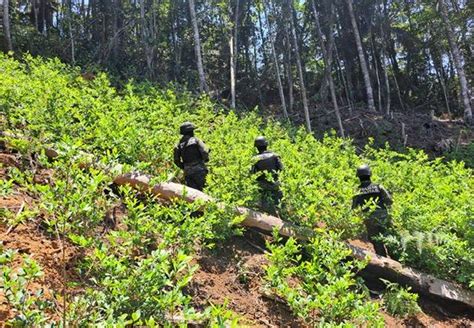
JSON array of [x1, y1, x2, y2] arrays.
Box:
[[0, 195, 82, 324], [0, 153, 20, 168], [188, 230, 304, 327]]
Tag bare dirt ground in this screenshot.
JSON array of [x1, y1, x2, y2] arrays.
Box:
[[0, 198, 81, 323]]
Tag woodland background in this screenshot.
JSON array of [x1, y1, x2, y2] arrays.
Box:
[[0, 0, 473, 133]]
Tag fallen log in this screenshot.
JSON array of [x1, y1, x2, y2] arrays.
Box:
[[114, 173, 474, 310], [114, 173, 310, 239]]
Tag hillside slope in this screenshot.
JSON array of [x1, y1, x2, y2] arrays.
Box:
[[0, 54, 473, 326]]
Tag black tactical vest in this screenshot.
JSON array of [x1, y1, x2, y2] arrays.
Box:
[[179, 137, 204, 165], [353, 183, 386, 211]]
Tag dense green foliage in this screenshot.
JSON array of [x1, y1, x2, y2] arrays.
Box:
[[0, 54, 473, 324], [264, 231, 384, 326], [380, 279, 421, 318]]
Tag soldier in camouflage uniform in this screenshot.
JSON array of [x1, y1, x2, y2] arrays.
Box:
[[173, 122, 209, 191], [251, 136, 283, 214], [352, 164, 393, 257]]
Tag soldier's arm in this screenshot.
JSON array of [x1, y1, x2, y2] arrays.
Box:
[[351, 196, 359, 209], [250, 158, 257, 174], [197, 139, 210, 162], [173, 146, 184, 169], [380, 185, 393, 206], [275, 155, 284, 171]]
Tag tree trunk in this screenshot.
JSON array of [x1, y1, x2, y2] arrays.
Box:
[[284, 26, 294, 113], [188, 0, 209, 94], [287, 0, 311, 132], [378, 2, 391, 116], [371, 35, 382, 113], [311, 0, 344, 137], [335, 45, 354, 113], [140, 0, 155, 79], [264, 0, 288, 119], [389, 56, 405, 111], [257, 5, 268, 66], [438, 0, 472, 124], [314, 2, 335, 104], [345, 0, 376, 112], [67, 0, 75, 65], [2, 0, 12, 51], [382, 51, 391, 116], [229, 1, 239, 109]]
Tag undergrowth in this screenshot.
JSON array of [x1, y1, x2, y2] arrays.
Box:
[[0, 53, 473, 325]]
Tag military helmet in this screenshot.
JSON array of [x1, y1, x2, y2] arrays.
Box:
[[356, 164, 372, 178], [180, 122, 195, 134], [254, 136, 268, 147]]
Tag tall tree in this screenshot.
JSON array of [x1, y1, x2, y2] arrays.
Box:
[[264, 0, 288, 119], [287, 0, 311, 132], [229, 0, 239, 109], [189, 0, 209, 93], [283, 22, 294, 113], [140, 0, 156, 79], [438, 0, 472, 123], [2, 0, 13, 51], [312, 0, 344, 137], [345, 0, 376, 112]]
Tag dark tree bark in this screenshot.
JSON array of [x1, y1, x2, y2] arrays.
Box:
[[2, 0, 13, 51]]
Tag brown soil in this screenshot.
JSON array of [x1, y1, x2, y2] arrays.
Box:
[[0, 160, 82, 324], [187, 230, 304, 327]]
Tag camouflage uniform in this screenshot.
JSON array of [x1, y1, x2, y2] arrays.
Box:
[[174, 123, 209, 191], [251, 137, 283, 214], [352, 166, 393, 257]]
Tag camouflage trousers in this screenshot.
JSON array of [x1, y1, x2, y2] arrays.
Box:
[[258, 182, 283, 215], [184, 165, 208, 191], [364, 211, 391, 257]]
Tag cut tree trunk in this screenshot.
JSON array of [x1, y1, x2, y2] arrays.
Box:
[[345, 0, 376, 112], [188, 0, 209, 94], [113, 173, 311, 239], [114, 173, 474, 311]]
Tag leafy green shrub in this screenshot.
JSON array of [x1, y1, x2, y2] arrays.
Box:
[[0, 249, 52, 326], [381, 279, 421, 318], [264, 231, 384, 326], [446, 141, 474, 169]]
